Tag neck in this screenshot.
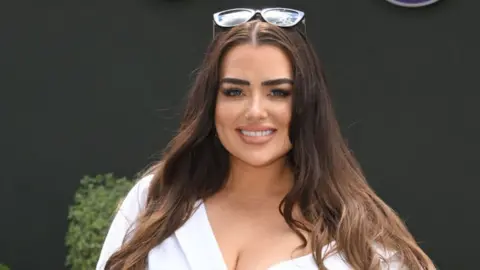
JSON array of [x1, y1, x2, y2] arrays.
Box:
[[221, 156, 293, 205]]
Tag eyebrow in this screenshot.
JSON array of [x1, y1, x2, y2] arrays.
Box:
[[219, 77, 294, 86]]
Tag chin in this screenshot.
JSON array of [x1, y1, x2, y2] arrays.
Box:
[[233, 152, 286, 168]]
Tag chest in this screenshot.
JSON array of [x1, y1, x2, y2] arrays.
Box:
[[143, 202, 347, 270], [207, 206, 312, 270]]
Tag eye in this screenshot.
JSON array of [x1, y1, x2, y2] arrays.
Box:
[[222, 88, 244, 97], [270, 89, 291, 97]]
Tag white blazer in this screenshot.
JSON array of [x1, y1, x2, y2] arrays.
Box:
[[96, 175, 407, 270]]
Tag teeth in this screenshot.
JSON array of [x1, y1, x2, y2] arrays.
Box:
[[240, 130, 273, 137]]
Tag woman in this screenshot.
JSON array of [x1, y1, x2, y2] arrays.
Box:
[[97, 8, 435, 270]]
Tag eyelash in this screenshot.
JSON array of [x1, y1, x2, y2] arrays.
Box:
[[222, 88, 243, 96], [221, 88, 291, 97]]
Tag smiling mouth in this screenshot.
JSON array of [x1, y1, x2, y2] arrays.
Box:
[[239, 129, 276, 137]]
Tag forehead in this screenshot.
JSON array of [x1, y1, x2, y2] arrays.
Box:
[[220, 44, 292, 80]]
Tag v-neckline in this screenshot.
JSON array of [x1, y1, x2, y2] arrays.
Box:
[[198, 201, 316, 270]]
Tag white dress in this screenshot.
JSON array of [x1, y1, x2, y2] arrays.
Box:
[[96, 175, 407, 270]]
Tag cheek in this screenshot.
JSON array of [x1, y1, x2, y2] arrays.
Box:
[[215, 100, 237, 129], [274, 104, 292, 146], [275, 103, 292, 127]]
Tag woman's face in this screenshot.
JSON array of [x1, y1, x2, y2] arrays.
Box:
[[215, 44, 293, 167]]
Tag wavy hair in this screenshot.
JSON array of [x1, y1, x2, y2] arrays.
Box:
[[105, 20, 435, 270]]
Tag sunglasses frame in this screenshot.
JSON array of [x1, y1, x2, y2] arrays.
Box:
[[212, 7, 306, 37]]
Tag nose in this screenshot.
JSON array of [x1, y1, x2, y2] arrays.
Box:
[[244, 94, 268, 120]]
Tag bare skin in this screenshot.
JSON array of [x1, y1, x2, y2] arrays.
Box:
[[204, 163, 312, 270], [207, 43, 312, 270]]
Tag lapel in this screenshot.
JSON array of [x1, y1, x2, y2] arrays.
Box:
[[174, 201, 228, 270], [174, 202, 350, 270], [267, 241, 352, 270]]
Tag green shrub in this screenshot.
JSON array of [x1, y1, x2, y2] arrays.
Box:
[[0, 264, 10, 270], [65, 173, 135, 270]]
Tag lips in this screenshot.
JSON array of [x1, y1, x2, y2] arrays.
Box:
[[236, 126, 277, 144]]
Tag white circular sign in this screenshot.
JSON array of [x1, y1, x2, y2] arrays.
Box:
[[386, 0, 441, 8]]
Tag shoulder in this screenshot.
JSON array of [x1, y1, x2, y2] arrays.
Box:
[[95, 174, 155, 270], [116, 174, 154, 220], [126, 174, 154, 206], [131, 173, 154, 200], [374, 244, 409, 270], [322, 242, 408, 270]]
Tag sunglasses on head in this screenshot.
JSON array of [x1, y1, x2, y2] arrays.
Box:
[[212, 7, 306, 36]]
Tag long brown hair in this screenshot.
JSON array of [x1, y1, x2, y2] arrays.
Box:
[[105, 20, 435, 270]]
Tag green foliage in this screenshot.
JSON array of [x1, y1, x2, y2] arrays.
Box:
[[65, 173, 135, 270], [0, 264, 10, 270]]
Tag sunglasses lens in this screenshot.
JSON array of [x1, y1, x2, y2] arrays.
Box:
[[216, 9, 253, 27], [263, 9, 302, 27]]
